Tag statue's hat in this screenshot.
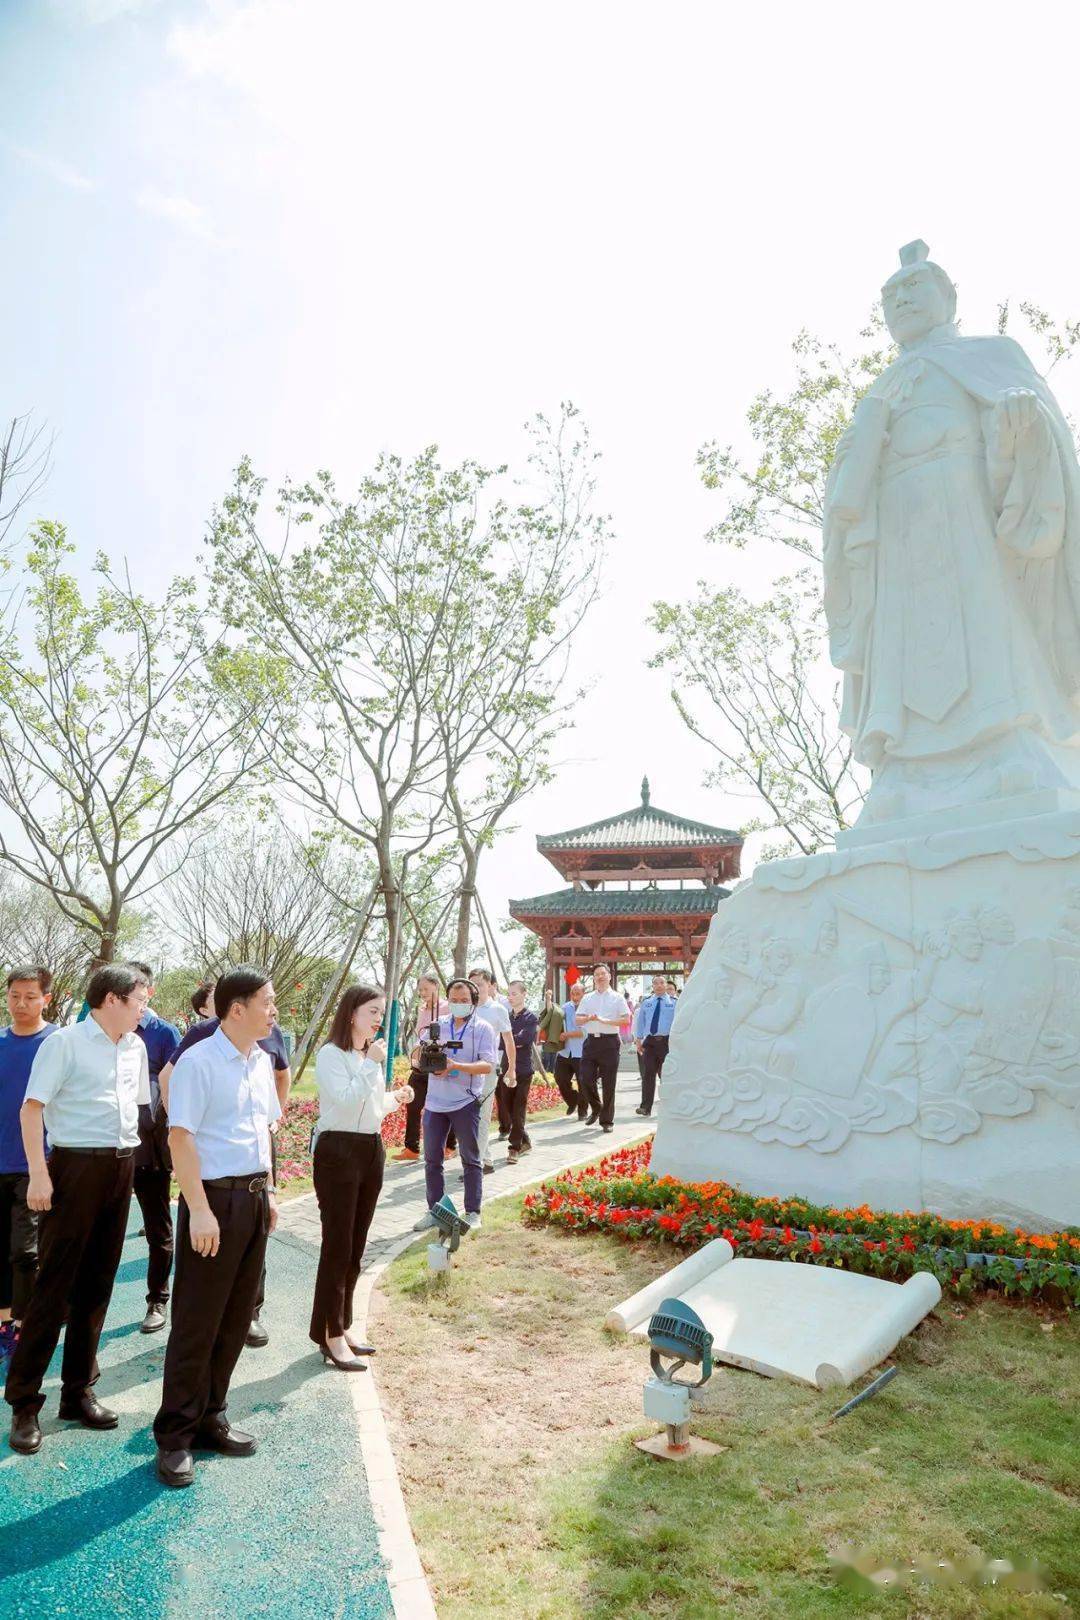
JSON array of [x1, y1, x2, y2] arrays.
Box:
[[882, 238, 957, 321]]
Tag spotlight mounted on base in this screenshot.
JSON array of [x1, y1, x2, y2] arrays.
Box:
[[636, 1297, 726, 1462], [426, 1194, 471, 1273]]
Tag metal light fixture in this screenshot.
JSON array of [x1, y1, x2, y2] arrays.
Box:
[[636, 1297, 725, 1461], [426, 1194, 471, 1273]]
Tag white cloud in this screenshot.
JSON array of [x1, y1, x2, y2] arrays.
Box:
[[135, 185, 219, 243], [4, 138, 97, 193]]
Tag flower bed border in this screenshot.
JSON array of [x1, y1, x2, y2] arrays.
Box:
[[522, 1142, 1080, 1305]]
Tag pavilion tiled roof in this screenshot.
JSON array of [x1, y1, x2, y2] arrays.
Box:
[[537, 778, 741, 852], [509, 886, 730, 918]]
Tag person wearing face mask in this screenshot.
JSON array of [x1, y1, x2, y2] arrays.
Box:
[[308, 985, 412, 1371], [411, 978, 497, 1230]]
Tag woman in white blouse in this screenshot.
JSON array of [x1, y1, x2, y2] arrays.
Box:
[[309, 985, 412, 1371]]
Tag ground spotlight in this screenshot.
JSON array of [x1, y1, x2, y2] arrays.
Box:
[[635, 1297, 725, 1461], [426, 1194, 471, 1273]]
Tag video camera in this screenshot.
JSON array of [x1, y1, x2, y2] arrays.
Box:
[[414, 1032, 464, 1076]]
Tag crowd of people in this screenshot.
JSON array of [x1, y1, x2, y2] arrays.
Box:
[[0, 954, 678, 1487]]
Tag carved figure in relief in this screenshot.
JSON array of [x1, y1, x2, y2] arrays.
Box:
[[667, 890, 1080, 1152], [823, 241, 1080, 826]]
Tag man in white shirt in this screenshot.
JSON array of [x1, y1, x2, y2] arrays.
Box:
[[6, 964, 151, 1457], [153, 965, 281, 1488], [576, 965, 630, 1133], [469, 968, 515, 1173]]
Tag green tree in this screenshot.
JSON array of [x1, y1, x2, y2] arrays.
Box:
[[0, 523, 274, 964]]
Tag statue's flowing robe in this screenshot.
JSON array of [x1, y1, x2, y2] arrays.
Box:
[[823, 332, 1080, 769]]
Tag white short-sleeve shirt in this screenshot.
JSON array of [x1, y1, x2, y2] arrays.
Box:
[[576, 988, 630, 1037], [26, 1016, 150, 1150], [475, 1000, 511, 1040], [168, 1026, 281, 1180]]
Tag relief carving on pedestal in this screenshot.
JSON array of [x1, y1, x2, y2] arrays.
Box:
[[666, 901, 1080, 1153]]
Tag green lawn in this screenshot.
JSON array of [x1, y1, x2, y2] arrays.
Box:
[[371, 1193, 1079, 1620]]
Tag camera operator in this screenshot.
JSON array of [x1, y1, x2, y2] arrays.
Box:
[[411, 979, 497, 1229]]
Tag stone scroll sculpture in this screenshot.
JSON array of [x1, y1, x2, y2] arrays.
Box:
[[652, 244, 1080, 1229]]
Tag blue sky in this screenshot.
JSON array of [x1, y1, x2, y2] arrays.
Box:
[[4, 0, 1080, 933]]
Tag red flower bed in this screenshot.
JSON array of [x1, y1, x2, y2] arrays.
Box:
[[522, 1141, 1080, 1305], [276, 1080, 566, 1190]]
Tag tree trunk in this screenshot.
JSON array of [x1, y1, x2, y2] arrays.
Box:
[[452, 848, 479, 977]]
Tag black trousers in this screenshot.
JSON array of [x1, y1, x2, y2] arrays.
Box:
[[496, 1075, 533, 1150], [0, 1173, 38, 1320], [639, 1034, 670, 1114], [5, 1149, 134, 1415], [553, 1055, 583, 1115], [133, 1104, 173, 1305], [154, 1184, 269, 1450], [252, 1134, 278, 1319], [308, 1132, 384, 1343], [579, 1034, 620, 1128], [405, 1071, 455, 1154]]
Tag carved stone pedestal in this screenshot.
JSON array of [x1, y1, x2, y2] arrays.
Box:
[[652, 810, 1080, 1229]]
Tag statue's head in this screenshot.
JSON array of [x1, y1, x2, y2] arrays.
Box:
[[881, 239, 957, 347]]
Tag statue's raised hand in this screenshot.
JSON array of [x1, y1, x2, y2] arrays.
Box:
[[995, 387, 1042, 450]]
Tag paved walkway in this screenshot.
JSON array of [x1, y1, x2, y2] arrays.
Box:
[[276, 1070, 655, 1619], [0, 1074, 653, 1620], [277, 1070, 654, 1262], [0, 1220, 392, 1619]]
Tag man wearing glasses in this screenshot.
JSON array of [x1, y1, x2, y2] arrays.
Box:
[[5, 964, 151, 1456]]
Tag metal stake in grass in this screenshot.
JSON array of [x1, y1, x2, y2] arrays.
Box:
[[828, 1364, 899, 1421], [635, 1298, 726, 1462]]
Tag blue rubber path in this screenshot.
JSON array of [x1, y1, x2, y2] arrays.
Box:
[[0, 1210, 393, 1620]]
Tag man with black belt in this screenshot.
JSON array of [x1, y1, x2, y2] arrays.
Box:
[[153, 964, 280, 1488], [159, 992, 290, 1350], [128, 962, 180, 1335], [575, 965, 630, 1133], [633, 974, 677, 1118], [6, 964, 151, 1456]]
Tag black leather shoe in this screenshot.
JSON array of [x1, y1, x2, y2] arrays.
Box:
[[586, 1111, 600, 1126], [156, 1447, 195, 1487], [9, 1411, 42, 1454], [602, 1124, 614, 1133], [193, 1419, 257, 1457], [564, 1102, 577, 1116], [245, 1314, 269, 1349], [577, 1110, 588, 1121], [58, 1393, 118, 1429], [634, 1106, 651, 1116], [140, 1302, 167, 1334]]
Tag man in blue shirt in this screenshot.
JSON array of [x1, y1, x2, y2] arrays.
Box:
[[633, 974, 677, 1117], [0, 967, 56, 1352], [159, 991, 291, 1349], [127, 963, 181, 1335], [554, 980, 587, 1120]]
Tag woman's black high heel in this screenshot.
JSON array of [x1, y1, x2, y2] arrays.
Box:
[[321, 1340, 369, 1372]]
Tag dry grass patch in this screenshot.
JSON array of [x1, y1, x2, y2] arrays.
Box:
[[371, 1195, 1079, 1620]]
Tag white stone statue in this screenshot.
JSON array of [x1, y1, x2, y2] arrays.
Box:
[[824, 240, 1080, 828], [651, 241, 1080, 1228]]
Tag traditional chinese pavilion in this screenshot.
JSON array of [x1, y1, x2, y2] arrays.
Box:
[[509, 778, 742, 994]]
